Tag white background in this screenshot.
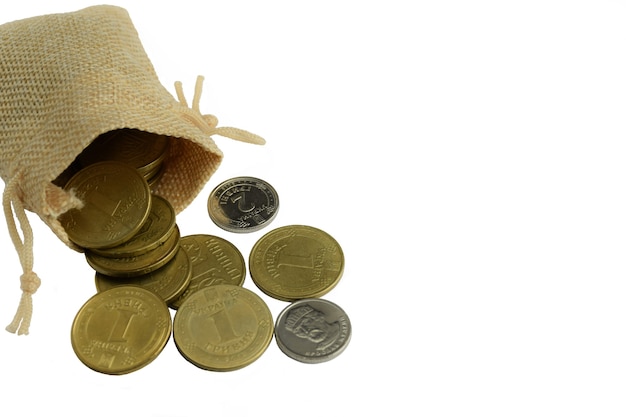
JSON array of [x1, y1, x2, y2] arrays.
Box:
[[2, 1, 626, 416]]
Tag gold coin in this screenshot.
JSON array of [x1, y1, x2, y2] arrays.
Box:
[[78, 129, 170, 176], [85, 225, 180, 277], [173, 284, 273, 371], [71, 286, 171, 375], [89, 195, 177, 258], [146, 165, 165, 189], [58, 161, 152, 249], [95, 246, 192, 305], [249, 225, 345, 301], [169, 234, 246, 310]]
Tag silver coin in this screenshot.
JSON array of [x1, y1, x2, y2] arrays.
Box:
[[207, 176, 279, 233], [274, 298, 351, 364]]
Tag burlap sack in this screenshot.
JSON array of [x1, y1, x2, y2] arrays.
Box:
[[0, 5, 264, 334]]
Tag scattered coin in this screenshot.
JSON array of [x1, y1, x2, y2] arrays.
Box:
[[249, 225, 345, 301], [58, 161, 152, 249], [274, 298, 351, 364], [207, 176, 279, 233], [95, 246, 192, 305], [58, 144, 349, 372], [173, 284, 274, 371], [71, 286, 172, 375], [169, 234, 246, 309]]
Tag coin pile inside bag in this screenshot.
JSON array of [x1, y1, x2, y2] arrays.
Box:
[[58, 130, 351, 373]]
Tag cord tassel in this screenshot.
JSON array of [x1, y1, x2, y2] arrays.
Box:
[[3, 174, 40, 335], [175, 76, 266, 145]]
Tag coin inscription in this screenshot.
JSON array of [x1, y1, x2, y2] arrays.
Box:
[[173, 284, 273, 371], [275, 298, 351, 364], [169, 234, 246, 309], [89, 194, 176, 258], [70, 286, 171, 375], [207, 176, 279, 233], [58, 161, 152, 249], [249, 225, 344, 301]]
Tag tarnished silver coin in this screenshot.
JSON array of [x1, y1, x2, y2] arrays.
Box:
[[274, 298, 351, 364], [207, 176, 279, 233]]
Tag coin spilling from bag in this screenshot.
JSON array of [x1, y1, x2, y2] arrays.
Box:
[[57, 130, 349, 373]]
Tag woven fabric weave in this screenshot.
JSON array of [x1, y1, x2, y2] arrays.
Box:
[[0, 5, 264, 334]]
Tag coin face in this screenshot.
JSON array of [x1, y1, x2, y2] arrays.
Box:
[[169, 234, 246, 309], [71, 286, 171, 375], [85, 225, 180, 277], [249, 225, 345, 301], [173, 284, 274, 371], [89, 195, 177, 258], [274, 298, 351, 364], [207, 176, 279, 233], [95, 246, 192, 304], [58, 161, 152, 249]]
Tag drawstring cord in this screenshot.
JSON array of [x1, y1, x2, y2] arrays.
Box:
[[3, 174, 41, 335], [174, 75, 266, 145]]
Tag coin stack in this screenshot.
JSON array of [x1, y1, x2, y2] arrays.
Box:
[[53, 129, 169, 189], [57, 157, 192, 297]]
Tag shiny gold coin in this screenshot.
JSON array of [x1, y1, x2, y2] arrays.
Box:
[[249, 225, 345, 301], [71, 286, 171, 375], [95, 246, 192, 305], [78, 129, 170, 176], [89, 195, 177, 258], [169, 234, 246, 310], [85, 225, 180, 277], [173, 284, 273, 371], [58, 161, 152, 249]]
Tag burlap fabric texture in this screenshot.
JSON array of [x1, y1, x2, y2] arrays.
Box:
[[0, 5, 264, 335]]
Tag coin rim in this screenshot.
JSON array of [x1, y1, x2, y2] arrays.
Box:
[[70, 286, 172, 375], [274, 298, 352, 364], [172, 284, 274, 371], [59, 161, 152, 249], [207, 176, 279, 233], [248, 225, 345, 301], [169, 234, 247, 310], [88, 195, 177, 258], [85, 225, 181, 278], [94, 246, 192, 304]]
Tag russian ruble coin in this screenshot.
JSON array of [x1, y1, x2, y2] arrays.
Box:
[[89, 195, 177, 258], [58, 161, 152, 249], [274, 298, 351, 364], [95, 246, 192, 305], [85, 225, 180, 278], [78, 129, 170, 177], [173, 284, 274, 371], [249, 225, 344, 301], [169, 234, 246, 310], [207, 176, 279, 233], [71, 286, 172, 375]]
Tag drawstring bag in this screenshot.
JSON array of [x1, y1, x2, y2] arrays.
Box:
[[0, 5, 264, 335]]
